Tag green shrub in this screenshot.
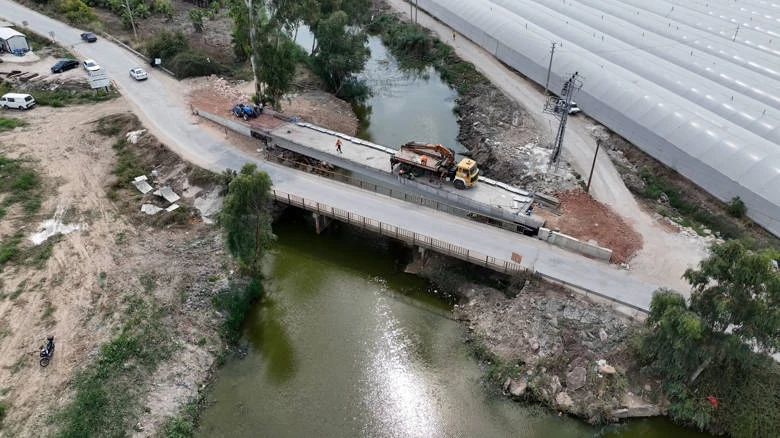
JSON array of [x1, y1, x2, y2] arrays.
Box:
[[145, 30, 189, 64], [167, 51, 227, 78], [58, 0, 98, 25], [726, 196, 747, 218], [212, 279, 263, 343]]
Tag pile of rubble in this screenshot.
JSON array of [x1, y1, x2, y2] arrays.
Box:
[[206, 74, 251, 103]]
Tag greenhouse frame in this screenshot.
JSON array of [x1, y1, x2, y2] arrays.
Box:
[[415, 0, 780, 236]]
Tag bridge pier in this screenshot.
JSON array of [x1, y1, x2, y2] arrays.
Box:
[[313, 213, 333, 234]]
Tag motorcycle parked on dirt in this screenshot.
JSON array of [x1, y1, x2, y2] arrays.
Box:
[[39, 336, 55, 367]]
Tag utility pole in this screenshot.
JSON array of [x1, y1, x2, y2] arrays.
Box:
[[124, 0, 138, 40], [542, 72, 582, 171], [586, 139, 601, 193], [543, 42, 558, 96]]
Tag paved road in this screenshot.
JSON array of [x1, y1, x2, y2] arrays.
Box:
[[384, 0, 712, 294], [1, 1, 663, 311]]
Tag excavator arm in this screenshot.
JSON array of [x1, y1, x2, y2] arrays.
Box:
[[400, 142, 456, 168]]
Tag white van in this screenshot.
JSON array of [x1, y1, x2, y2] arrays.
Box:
[[0, 93, 36, 110]]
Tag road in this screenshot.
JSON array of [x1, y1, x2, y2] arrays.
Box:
[[1, 1, 668, 311], [384, 0, 710, 294]]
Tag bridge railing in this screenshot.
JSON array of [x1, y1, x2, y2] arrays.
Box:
[[269, 154, 539, 235], [271, 189, 524, 275]]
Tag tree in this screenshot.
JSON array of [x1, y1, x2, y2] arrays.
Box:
[[311, 10, 370, 96], [221, 163, 275, 275], [684, 239, 780, 354], [639, 241, 780, 435]]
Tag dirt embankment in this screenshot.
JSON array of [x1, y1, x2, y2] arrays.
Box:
[[0, 97, 231, 437], [417, 255, 660, 423]]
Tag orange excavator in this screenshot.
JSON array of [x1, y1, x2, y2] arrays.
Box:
[[390, 141, 479, 189]]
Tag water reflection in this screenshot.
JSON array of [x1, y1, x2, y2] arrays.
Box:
[[196, 213, 711, 438], [294, 25, 463, 151], [244, 293, 297, 383]]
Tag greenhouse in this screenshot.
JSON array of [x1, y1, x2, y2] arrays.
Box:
[[415, 0, 780, 236]]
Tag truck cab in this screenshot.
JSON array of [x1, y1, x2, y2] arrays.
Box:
[[453, 158, 479, 189]]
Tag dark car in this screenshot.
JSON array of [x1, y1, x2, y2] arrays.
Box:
[[80, 32, 97, 43], [51, 59, 79, 73]]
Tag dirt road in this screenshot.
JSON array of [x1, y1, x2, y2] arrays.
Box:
[[383, 0, 709, 292]]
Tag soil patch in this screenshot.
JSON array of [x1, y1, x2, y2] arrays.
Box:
[[0, 101, 229, 437]]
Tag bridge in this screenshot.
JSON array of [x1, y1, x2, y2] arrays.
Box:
[[0, 0, 663, 313]]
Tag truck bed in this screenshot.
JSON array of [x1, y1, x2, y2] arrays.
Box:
[[392, 148, 445, 172]]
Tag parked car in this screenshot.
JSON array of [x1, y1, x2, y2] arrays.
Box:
[[82, 59, 101, 72], [80, 32, 97, 43], [129, 67, 148, 81], [51, 58, 79, 73], [568, 102, 582, 115], [1, 93, 36, 110]]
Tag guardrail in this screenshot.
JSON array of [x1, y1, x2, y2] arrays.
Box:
[[100, 31, 176, 77], [271, 189, 525, 275]]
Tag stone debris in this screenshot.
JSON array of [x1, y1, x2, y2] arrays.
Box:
[[141, 204, 163, 215], [132, 175, 153, 194], [556, 391, 574, 409], [566, 366, 587, 391], [165, 204, 180, 212], [154, 186, 181, 203], [126, 129, 147, 144]]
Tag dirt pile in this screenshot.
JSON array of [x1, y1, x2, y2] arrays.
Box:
[[539, 190, 644, 264]]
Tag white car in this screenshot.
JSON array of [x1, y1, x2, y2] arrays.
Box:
[[82, 59, 101, 72], [129, 67, 148, 81]]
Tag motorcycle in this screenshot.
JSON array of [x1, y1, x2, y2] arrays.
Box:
[[39, 336, 55, 367]]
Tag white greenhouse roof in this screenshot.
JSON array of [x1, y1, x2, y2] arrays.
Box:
[[417, 0, 780, 236], [0, 27, 24, 40]]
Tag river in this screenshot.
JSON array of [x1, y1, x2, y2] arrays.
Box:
[[196, 212, 708, 437], [196, 26, 708, 437]]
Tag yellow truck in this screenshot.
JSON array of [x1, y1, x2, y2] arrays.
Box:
[[390, 142, 479, 189]]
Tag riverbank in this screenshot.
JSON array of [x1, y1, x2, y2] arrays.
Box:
[[410, 253, 662, 424]]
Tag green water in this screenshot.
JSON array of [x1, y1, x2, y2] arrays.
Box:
[[196, 211, 710, 437]]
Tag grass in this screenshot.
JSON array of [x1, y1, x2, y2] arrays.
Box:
[[639, 167, 747, 241], [369, 13, 487, 95], [0, 117, 27, 132], [32, 88, 120, 108], [110, 137, 147, 192], [0, 155, 43, 221], [157, 398, 201, 438], [54, 297, 171, 438]]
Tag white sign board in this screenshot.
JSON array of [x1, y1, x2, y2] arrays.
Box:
[[87, 70, 111, 89]]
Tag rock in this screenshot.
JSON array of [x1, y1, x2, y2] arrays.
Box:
[[611, 404, 662, 418], [566, 366, 587, 391], [531, 342, 540, 352], [556, 392, 574, 409], [599, 365, 617, 374], [549, 375, 562, 395], [509, 378, 528, 397], [503, 377, 512, 393]]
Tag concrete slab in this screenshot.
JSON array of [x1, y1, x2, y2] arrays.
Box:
[[132, 177, 153, 194], [153, 186, 180, 203]]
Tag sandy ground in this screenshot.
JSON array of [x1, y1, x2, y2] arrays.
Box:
[[0, 96, 228, 436]]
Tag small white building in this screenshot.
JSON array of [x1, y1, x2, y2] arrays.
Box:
[[0, 27, 30, 54]]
